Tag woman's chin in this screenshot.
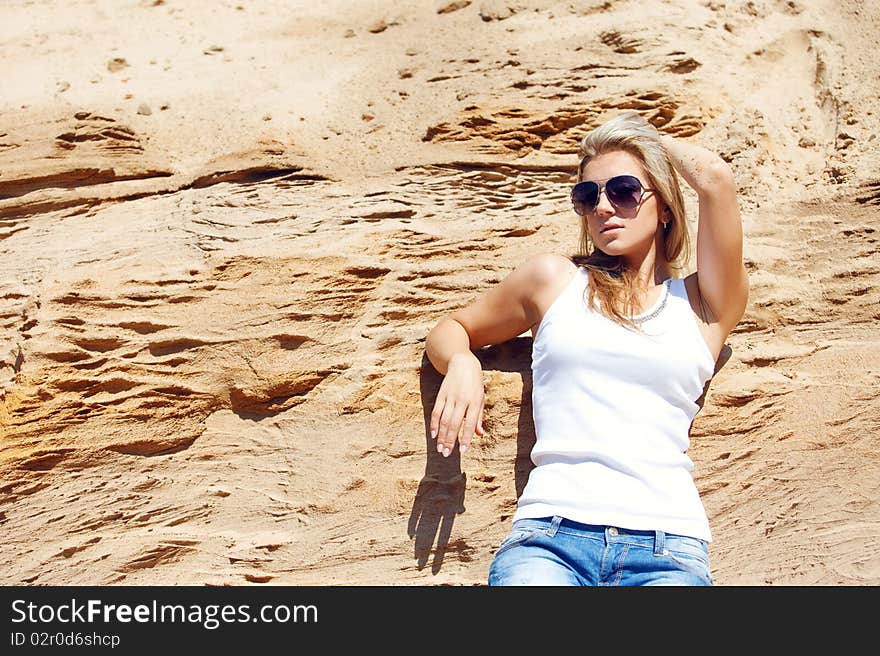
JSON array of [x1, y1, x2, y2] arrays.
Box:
[[597, 241, 628, 256]]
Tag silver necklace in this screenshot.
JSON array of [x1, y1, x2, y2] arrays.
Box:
[[633, 279, 670, 324]]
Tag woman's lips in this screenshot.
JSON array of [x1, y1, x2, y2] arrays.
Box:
[[601, 224, 624, 233]]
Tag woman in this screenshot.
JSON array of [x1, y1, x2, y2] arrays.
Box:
[[424, 111, 748, 585]]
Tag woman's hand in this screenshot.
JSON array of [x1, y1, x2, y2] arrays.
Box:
[[430, 351, 485, 457]]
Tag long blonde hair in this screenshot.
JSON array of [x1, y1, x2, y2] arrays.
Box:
[[572, 111, 691, 330]]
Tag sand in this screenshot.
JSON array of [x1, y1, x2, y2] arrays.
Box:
[[1, 0, 878, 586]]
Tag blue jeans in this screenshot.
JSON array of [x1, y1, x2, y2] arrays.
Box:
[[488, 516, 713, 586]]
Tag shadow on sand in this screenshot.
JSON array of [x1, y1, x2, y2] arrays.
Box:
[[408, 337, 535, 575]]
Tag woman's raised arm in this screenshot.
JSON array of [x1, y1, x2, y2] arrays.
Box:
[[660, 135, 749, 332]]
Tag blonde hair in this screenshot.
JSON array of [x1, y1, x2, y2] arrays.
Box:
[[572, 111, 691, 330]]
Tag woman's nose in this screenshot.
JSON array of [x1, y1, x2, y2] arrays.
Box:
[[594, 189, 615, 215]]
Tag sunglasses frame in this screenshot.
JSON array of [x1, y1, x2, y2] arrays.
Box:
[[570, 174, 656, 216]]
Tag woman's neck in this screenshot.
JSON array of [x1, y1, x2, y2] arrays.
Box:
[[624, 244, 670, 291]]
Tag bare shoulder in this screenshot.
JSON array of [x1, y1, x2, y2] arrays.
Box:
[[518, 253, 578, 331], [520, 252, 578, 286]]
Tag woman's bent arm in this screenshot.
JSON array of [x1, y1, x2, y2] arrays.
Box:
[[660, 135, 749, 332], [425, 317, 474, 377], [424, 253, 568, 457]]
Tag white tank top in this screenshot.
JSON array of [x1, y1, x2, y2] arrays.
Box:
[[513, 266, 716, 541]]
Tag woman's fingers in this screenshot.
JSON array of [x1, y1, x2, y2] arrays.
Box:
[[431, 394, 454, 450], [429, 396, 444, 442], [437, 402, 483, 457], [431, 397, 484, 458], [429, 362, 485, 457], [430, 380, 456, 444], [437, 400, 468, 456], [458, 406, 479, 455]]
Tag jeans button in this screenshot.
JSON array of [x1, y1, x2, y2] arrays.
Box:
[[608, 527, 618, 536]]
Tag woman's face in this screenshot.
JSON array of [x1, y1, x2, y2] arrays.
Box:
[[580, 150, 665, 261]]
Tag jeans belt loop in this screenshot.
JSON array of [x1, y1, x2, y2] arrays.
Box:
[[654, 530, 667, 556], [546, 515, 563, 537]]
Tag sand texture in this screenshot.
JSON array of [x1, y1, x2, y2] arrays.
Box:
[[1, 0, 878, 585]]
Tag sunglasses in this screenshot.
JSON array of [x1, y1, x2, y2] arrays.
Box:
[[570, 175, 655, 215]]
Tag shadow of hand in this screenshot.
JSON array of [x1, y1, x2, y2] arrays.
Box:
[[410, 343, 536, 576], [407, 469, 466, 574], [410, 356, 470, 574]]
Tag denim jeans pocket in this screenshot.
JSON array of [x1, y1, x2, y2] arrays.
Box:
[[494, 520, 548, 556], [658, 540, 712, 583]]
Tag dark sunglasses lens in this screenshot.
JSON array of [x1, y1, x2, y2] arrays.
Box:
[[606, 175, 643, 209], [571, 181, 598, 215]]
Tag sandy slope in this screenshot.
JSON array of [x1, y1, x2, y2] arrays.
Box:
[[1, 0, 878, 585]]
